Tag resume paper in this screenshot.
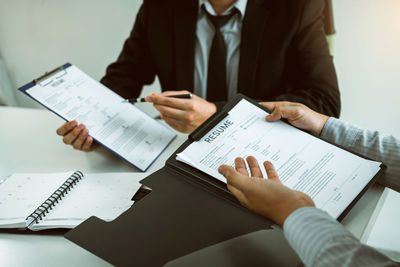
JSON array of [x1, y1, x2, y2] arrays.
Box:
[[24, 65, 176, 171], [177, 99, 382, 219]]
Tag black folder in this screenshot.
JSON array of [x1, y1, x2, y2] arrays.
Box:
[[65, 95, 383, 267]]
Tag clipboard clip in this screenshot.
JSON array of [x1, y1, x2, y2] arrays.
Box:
[[34, 66, 67, 87], [189, 110, 229, 141]]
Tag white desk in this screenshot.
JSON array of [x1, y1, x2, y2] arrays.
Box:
[[0, 106, 383, 267]]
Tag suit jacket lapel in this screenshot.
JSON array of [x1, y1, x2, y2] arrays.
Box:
[[173, 0, 198, 92], [238, 0, 270, 96]]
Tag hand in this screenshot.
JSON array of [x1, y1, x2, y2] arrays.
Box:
[[56, 121, 97, 151], [260, 101, 329, 136], [146, 90, 217, 133], [218, 156, 315, 227]]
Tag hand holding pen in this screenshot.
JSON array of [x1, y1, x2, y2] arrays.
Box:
[[125, 91, 217, 134], [121, 93, 193, 104]]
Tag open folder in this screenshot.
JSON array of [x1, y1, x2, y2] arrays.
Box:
[[65, 95, 385, 266], [18, 63, 176, 171]]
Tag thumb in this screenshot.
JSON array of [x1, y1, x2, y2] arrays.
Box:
[[266, 105, 284, 122]]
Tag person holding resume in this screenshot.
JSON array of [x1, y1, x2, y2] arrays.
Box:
[[218, 101, 400, 267], [56, 0, 340, 150]]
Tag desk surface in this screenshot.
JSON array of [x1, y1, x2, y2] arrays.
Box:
[[0, 106, 383, 267]]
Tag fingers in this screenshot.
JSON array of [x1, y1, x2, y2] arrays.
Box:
[[246, 156, 264, 178], [263, 161, 281, 183], [234, 158, 249, 176], [154, 104, 188, 121], [61, 124, 93, 150], [56, 121, 78, 136], [71, 127, 89, 150], [266, 105, 285, 122], [259, 102, 277, 112], [148, 94, 192, 110], [161, 114, 194, 133], [145, 90, 191, 101], [160, 90, 190, 97], [218, 165, 249, 205], [261, 102, 296, 122], [81, 136, 94, 152], [218, 165, 247, 189]]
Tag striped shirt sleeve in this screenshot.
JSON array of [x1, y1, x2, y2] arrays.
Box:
[[282, 118, 400, 266], [320, 117, 400, 192], [283, 207, 397, 267]]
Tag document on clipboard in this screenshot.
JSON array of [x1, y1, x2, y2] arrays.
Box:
[[177, 98, 383, 219], [18, 63, 176, 171]]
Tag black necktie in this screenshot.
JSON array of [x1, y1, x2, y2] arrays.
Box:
[[205, 8, 236, 102]]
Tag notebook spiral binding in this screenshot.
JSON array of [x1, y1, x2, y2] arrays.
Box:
[[25, 171, 84, 224]]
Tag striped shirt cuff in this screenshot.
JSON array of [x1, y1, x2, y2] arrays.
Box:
[[283, 207, 353, 266]]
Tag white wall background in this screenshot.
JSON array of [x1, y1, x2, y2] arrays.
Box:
[[333, 0, 400, 137], [0, 0, 158, 108], [0, 0, 399, 135]]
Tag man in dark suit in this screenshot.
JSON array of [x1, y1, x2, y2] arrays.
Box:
[[57, 0, 341, 151]]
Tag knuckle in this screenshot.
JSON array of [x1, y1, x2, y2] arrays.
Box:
[[186, 103, 196, 111], [184, 113, 195, 122]]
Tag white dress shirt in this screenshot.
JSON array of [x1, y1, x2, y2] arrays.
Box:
[[194, 0, 247, 100]]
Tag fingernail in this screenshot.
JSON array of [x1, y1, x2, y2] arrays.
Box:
[[146, 96, 153, 102], [70, 121, 77, 127], [78, 125, 84, 131]]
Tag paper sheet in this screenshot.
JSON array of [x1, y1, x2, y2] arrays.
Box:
[[25, 65, 176, 171], [361, 188, 400, 261], [177, 99, 382, 218], [0, 172, 75, 228]]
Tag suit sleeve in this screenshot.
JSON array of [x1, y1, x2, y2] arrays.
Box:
[[273, 0, 341, 117], [100, 3, 156, 99]]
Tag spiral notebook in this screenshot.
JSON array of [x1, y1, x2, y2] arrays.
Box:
[[0, 171, 145, 231]]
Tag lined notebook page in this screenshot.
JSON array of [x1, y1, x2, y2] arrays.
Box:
[[0, 172, 74, 228], [33, 172, 146, 230]]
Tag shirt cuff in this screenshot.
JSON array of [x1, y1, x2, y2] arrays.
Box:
[[283, 207, 353, 266]]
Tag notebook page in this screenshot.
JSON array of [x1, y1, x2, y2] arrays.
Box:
[[176, 99, 382, 219], [0, 172, 74, 228], [24, 65, 176, 171], [33, 173, 146, 230]]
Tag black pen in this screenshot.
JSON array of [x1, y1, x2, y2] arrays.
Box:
[[121, 93, 192, 103]]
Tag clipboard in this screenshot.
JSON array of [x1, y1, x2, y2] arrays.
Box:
[[18, 63, 177, 172], [65, 94, 385, 266]]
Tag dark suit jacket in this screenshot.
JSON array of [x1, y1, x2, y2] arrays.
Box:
[[324, 0, 335, 35], [101, 0, 341, 117]]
